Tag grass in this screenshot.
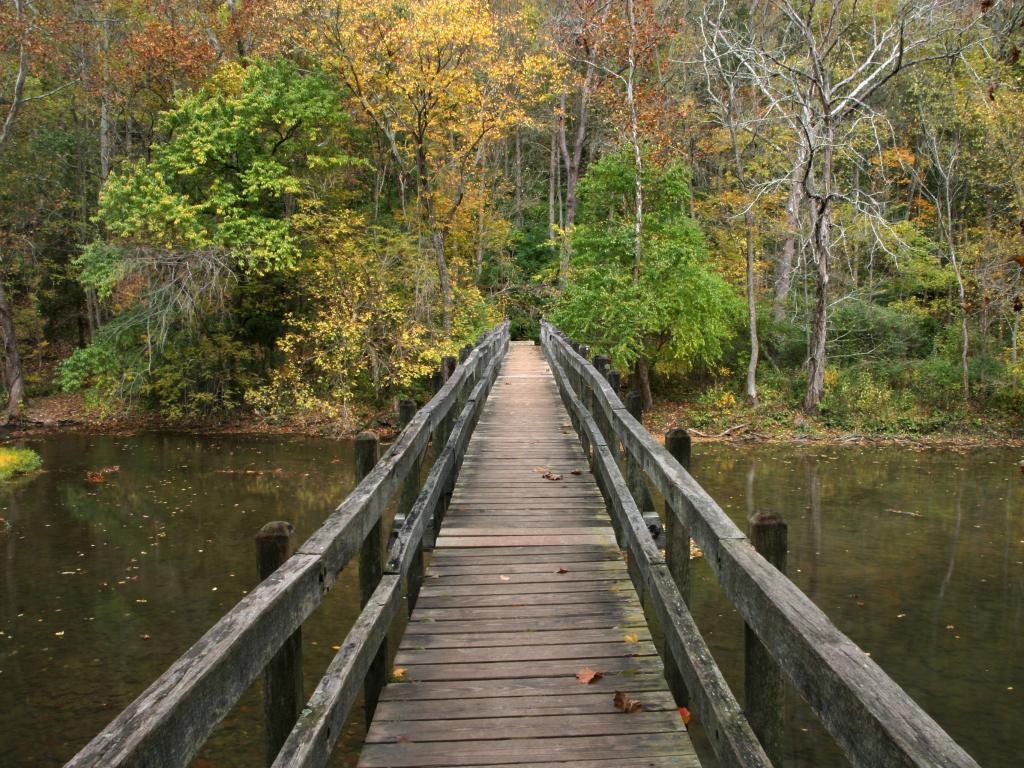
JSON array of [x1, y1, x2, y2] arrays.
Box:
[[0, 446, 43, 482]]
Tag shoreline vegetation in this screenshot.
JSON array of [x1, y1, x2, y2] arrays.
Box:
[[8, 390, 1021, 449], [0, 445, 43, 483]]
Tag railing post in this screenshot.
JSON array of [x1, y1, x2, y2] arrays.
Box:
[[441, 354, 458, 382], [624, 392, 656, 510], [256, 521, 302, 767], [663, 427, 692, 707], [746, 511, 788, 767], [355, 431, 386, 724], [397, 400, 425, 614]]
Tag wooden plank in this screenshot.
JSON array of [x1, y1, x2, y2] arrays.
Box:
[[394, 640, 658, 666], [359, 733, 694, 767], [419, 576, 630, 592], [365, 711, 684, 743], [414, 591, 635, 609], [399, 627, 652, 649], [378, 673, 671, 702], [435, 535, 618, 548], [401, 615, 647, 635], [411, 602, 639, 622], [372, 690, 677, 720], [427, 560, 626, 576]]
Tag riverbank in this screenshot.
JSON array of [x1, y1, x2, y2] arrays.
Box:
[[9, 391, 1024, 448], [644, 396, 1024, 448]]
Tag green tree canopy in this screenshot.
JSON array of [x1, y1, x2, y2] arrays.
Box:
[[552, 149, 740, 376]]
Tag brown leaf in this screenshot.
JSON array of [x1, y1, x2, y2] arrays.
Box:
[[576, 667, 603, 684], [556, 567, 569, 574], [613, 691, 643, 713], [531, 466, 547, 473], [392, 667, 407, 680], [542, 471, 562, 481], [570, 469, 583, 475]]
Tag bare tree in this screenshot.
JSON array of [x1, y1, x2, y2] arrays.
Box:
[[699, 19, 767, 405], [704, 0, 981, 412]]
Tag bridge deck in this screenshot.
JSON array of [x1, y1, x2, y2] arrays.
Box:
[[358, 344, 698, 767]]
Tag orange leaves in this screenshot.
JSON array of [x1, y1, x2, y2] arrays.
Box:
[[576, 667, 603, 684], [85, 466, 120, 483], [613, 691, 642, 713], [678, 706, 691, 725]]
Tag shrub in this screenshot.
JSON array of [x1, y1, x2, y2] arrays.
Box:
[[0, 447, 42, 482]]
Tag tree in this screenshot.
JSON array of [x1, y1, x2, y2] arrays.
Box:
[[705, 0, 982, 412], [60, 59, 348, 410], [293, 0, 552, 335], [552, 150, 740, 387]]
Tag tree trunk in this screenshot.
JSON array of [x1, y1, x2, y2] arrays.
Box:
[[431, 228, 453, 335], [548, 119, 557, 244], [634, 357, 653, 412], [625, 0, 643, 284], [745, 209, 759, 405], [1011, 309, 1020, 391], [773, 144, 805, 322], [0, 279, 25, 420], [803, 127, 833, 414]]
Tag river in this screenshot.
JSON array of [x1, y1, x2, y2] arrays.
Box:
[[0, 434, 1020, 767]]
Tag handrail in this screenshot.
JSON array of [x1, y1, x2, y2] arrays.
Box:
[[66, 320, 510, 768], [271, 348, 505, 767], [544, 345, 772, 768], [541, 321, 979, 768]]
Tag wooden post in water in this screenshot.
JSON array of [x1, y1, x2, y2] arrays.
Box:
[[255, 521, 302, 767], [355, 431, 386, 724], [746, 510, 787, 767], [398, 400, 425, 614], [663, 427, 692, 707]]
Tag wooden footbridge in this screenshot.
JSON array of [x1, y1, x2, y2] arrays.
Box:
[[68, 321, 979, 768]]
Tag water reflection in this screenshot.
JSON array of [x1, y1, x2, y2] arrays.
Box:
[[688, 444, 1024, 768], [1, 436, 1021, 767], [0, 433, 371, 767]]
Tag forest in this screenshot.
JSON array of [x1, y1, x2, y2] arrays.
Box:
[[1, 0, 1022, 437]]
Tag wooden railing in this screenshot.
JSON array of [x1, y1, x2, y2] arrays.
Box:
[[540, 321, 979, 768], [66, 320, 510, 768]]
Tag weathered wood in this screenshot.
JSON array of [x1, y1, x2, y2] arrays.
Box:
[[359, 343, 695, 768], [355, 431, 386, 724], [746, 511, 787, 767], [664, 426, 692, 706], [255, 522, 303, 767], [270, 576, 401, 768], [624, 391, 655, 515], [545, 344, 772, 768], [543, 321, 981, 768], [67, 320, 510, 768]]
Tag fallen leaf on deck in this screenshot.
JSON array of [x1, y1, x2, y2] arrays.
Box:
[[556, 567, 569, 574], [678, 706, 691, 725], [571, 469, 583, 475], [392, 667, 407, 680], [531, 466, 547, 473], [499, 575, 511, 582], [576, 667, 603, 684], [623, 632, 638, 643], [542, 472, 562, 481], [613, 691, 643, 712], [690, 541, 703, 560]]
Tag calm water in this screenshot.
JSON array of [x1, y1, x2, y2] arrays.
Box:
[[0, 435, 1021, 767]]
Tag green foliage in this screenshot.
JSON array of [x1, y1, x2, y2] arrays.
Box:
[[97, 58, 349, 276], [551, 150, 741, 374], [0, 447, 43, 483]]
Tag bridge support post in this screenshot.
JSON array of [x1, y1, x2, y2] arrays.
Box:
[[746, 510, 788, 767], [663, 427, 692, 708], [356, 431, 387, 724], [398, 400, 426, 615], [255, 521, 303, 767]]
